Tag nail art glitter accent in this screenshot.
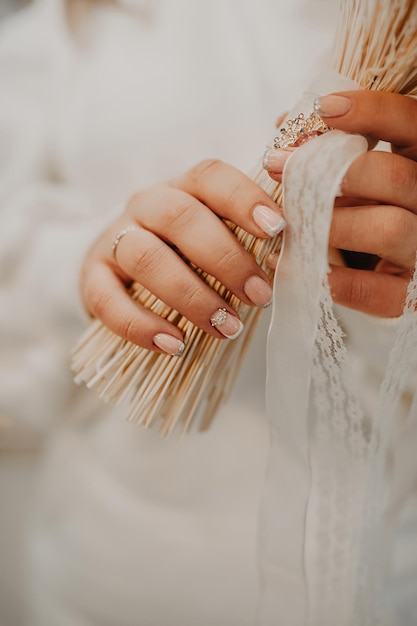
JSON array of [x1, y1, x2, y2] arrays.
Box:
[[210, 308, 244, 339]]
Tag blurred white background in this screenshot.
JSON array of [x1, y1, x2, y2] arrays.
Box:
[[0, 0, 29, 20], [0, 6, 38, 625]]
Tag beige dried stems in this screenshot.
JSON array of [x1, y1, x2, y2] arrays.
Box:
[[71, 0, 417, 436]]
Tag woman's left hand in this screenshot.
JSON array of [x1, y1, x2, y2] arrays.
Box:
[[264, 90, 417, 318]]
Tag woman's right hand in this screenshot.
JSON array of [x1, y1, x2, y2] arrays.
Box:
[[80, 160, 285, 355]]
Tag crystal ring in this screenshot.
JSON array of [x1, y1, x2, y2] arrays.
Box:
[[273, 111, 329, 149], [111, 226, 139, 262]]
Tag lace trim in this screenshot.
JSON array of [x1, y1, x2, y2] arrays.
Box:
[[259, 121, 417, 624]]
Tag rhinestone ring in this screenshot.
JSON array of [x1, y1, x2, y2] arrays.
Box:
[[111, 226, 139, 262]]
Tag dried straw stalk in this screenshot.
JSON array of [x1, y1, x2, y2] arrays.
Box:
[[72, 0, 417, 436]]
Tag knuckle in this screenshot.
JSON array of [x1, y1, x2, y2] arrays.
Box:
[[188, 159, 224, 188], [329, 212, 346, 247], [164, 196, 196, 233], [215, 244, 247, 276], [130, 237, 164, 279], [371, 92, 386, 120], [183, 159, 224, 196], [126, 190, 144, 211], [388, 157, 417, 192], [224, 176, 250, 208], [88, 287, 113, 319], [347, 273, 373, 309], [121, 316, 142, 344], [380, 209, 407, 252], [180, 282, 210, 312], [127, 185, 166, 219], [125, 191, 149, 218]]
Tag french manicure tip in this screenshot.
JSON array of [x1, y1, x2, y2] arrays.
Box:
[[226, 319, 244, 340], [262, 149, 272, 170], [313, 94, 352, 118], [173, 342, 185, 357], [265, 217, 286, 237], [263, 148, 293, 174], [253, 204, 286, 238], [153, 333, 185, 356], [262, 149, 277, 172]]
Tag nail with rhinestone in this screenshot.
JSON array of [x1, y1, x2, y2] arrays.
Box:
[[210, 308, 243, 339]]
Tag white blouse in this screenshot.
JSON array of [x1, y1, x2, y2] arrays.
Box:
[[0, 1, 416, 625]]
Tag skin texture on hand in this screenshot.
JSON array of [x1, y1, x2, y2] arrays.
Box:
[[82, 90, 417, 353], [81, 160, 285, 352], [264, 90, 417, 318]]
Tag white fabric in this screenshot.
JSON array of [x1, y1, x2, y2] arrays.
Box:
[[0, 1, 416, 625], [260, 75, 417, 625], [260, 119, 369, 623]]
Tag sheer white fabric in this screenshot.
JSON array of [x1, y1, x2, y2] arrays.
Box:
[[260, 75, 417, 625]]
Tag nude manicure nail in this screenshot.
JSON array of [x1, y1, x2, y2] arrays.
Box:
[[253, 205, 286, 237], [153, 333, 185, 356], [263, 148, 293, 173], [210, 308, 243, 339], [243, 275, 273, 307], [265, 251, 279, 271], [314, 95, 352, 117]]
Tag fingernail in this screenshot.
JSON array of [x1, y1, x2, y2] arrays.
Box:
[[314, 94, 351, 117], [153, 333, 185, 356], [265, 251, 279, 270], [210, 308, 243, 339], [263, 148, 293, 173], [243, 275, 272, 307], [253, 205, 286, 237]]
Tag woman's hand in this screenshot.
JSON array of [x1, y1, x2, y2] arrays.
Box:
[[264, 90, 417, 318], [81, 160, 285, 355]]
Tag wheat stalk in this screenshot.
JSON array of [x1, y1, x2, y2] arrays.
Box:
[[71, 0, 417, 436], [72, 166, 282, 436], [333, 0, 417, 94]]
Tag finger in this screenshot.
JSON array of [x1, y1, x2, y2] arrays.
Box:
[[110, 226, 248, 339], [341, 150, 417, 213], [329, 204, 417, 270], [129, 187, 273, 307], [333, 196, 378, 208], [329, 265, 409, 318], [374, 259, 409, 275], [265, 144, 417, 213], [81, 262, 186, 354], [264, 249, 281, 271], [262, 148, 294, 182], [172, 159, 286, 238], [315, 91, 417, 159]]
